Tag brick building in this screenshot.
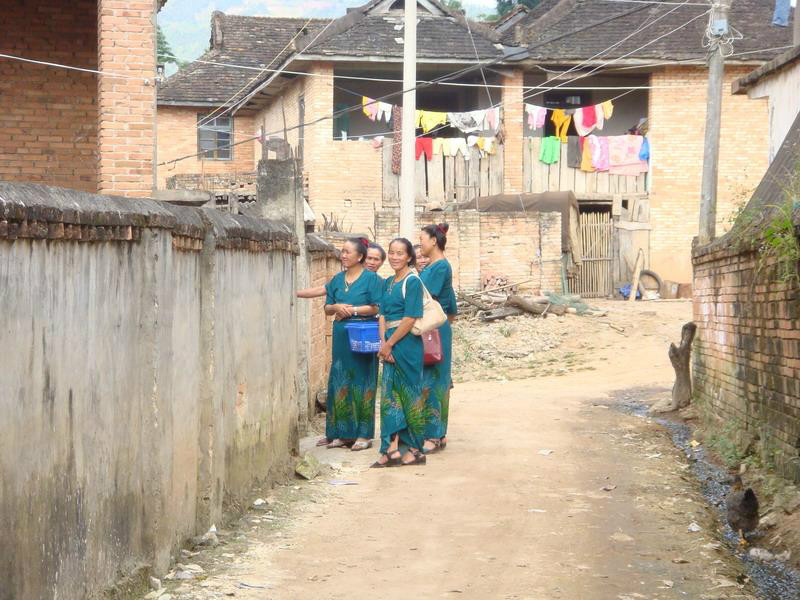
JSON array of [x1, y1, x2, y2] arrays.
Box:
[[1, 0, 166, 198], [156, 0, 792, 287]]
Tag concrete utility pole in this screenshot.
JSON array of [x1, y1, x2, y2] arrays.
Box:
[[399, 0, 417, 240], [698, 0, 732, 245]]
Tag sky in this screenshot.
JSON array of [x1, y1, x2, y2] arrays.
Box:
[[158, 0, 497, 67]]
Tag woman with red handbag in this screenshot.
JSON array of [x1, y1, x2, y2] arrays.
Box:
[[419, 223, 458, 454], [372, 238, 427, 467]]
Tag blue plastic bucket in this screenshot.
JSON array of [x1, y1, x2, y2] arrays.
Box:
[[344, 321, 381, 353]]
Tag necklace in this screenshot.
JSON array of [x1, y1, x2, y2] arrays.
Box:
[[388, 270, 408, 294], [344, 269, 361, 293]]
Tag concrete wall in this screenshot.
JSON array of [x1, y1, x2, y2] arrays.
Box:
[[692, 237, 800, 483], [0, 182, 335, 599]]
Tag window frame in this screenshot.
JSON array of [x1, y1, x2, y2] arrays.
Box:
[[197, 113, 234, 161]]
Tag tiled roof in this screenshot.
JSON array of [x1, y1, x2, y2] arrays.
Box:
[[303, 14, 503, 60], [505, 0, 794, 63], [158, 13, 331, 104]]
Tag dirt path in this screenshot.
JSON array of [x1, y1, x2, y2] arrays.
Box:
[[153, 301, 761, 600]]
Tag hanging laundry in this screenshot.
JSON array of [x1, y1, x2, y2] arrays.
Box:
[[433, 138, 451, 156], [362, 96, 379, 121], [450, 138, 469, 159], [594, 104, 605, 131], [773, 0, 791, 26], [588, 135, 602, 167], [486, 107, 501, 132], [539, 136, 560, 165], [576, 104, 598, 136], [608, 135, 648, 175], [391, 105, 402, 174], [448, 111, 482, 134], [334, 103, 351, 141], [416, 110, 447, 133], [567, 136, 581, 168], [525, 104, 548, 130], [372, 136, 384, 150], [483, 136, 497, 155], [601, 100, 614, 120], [594, 136, 610, 171], [639, 137, 650, 161], [376, 102, 393, 124], [415, 137, 433, 161], [580, 136, 596, 172], [551, 109, 572, 143]]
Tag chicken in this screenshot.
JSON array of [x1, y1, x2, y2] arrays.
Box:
[[725, 474, 759, 546]]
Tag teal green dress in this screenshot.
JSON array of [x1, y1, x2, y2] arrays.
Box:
[[379, 273, 425, 453], [325, 269, 384, 440], [420, 259, 458, 440]]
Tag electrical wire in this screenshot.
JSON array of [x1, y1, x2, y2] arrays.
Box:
[[0, 52, 151, 82]]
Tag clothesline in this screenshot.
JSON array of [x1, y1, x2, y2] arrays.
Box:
[[360, 95, 503, 136], [539, 133, 650, 176]]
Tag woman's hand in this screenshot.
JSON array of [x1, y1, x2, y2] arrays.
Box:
[[378, 341, 394, 363], [333, 304, 354, 320]]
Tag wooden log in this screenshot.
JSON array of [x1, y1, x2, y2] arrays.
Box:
[[628, 248, 644, 303], [481, 307, 525, 322], [652, 322, 697, 413], [506, 295, 567, 316]]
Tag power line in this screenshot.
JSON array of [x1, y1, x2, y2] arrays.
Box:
[[0, 52, 151, 82]]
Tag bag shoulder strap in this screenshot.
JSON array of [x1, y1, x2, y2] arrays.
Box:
[[401, 273, 431, 302]]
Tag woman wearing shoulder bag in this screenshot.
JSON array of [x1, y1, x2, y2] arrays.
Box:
[[419, 223, 458, 453], [372, 238, 427, 467]]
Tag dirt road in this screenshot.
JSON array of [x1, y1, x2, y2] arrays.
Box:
[[154, 301, 761, 600]]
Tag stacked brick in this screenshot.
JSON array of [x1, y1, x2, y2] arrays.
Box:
[[692, 241, 800, 482]]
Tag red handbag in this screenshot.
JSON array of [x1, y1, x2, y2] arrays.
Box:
[[422, 328, 443, 365]]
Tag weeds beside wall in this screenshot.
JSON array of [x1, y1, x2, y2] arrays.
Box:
[[0, 183, 336, 599]]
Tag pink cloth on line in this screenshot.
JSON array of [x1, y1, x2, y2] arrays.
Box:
[[573, 106, 595, 136], [525, 104, 548, 130], [608, 135, 648, 175], [582, 105, 597, 129], [587, 135, 602, 168], [594, 104, 605, 131], [594, 136, 610, 171]]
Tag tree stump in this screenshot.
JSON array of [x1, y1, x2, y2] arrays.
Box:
[[652, 321, 697, 413]]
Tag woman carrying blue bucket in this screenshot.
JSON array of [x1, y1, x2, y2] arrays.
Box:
[[323, 237, 384, 451]]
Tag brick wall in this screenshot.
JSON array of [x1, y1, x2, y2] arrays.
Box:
[[649, 65, 770, 283], [97, 0, 158, 197], [0, 0, 98, 191], [692, 241, 800, 482], [308, 250, 339, 405], [254, 65, 384, 229], [502, 69, 524, 194], [375, 208, 562, 293], [156, 106, 256, 189]]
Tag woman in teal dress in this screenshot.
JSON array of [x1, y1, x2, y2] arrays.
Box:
[[372, 238, 427, 467], [419, 223, 458, 453], [324, 238, 384, 451]]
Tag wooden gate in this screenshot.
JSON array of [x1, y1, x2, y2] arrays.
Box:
[[575, 211, 613, 298]]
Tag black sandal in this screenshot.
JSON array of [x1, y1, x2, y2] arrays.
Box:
[[401, 449, 427, 466], [422, 440, 442, 455], [370, 450, 402, 469]]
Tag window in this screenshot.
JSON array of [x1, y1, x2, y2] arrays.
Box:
[[197, 114, 233, 160]]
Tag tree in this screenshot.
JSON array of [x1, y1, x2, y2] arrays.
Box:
[[497, 0, 540, 17], [443, 0, 464, 14], [157, 25, 185, 69]]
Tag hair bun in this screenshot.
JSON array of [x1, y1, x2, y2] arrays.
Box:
[[437, 223, 449, 235]]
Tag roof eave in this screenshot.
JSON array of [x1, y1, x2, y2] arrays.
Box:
[[732, 45, 800, 95]]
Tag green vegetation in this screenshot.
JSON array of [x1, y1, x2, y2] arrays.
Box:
[[157, 25, 186, 69]]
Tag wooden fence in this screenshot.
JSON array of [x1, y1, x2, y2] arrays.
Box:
[[523, 137, 647, 197], [574, 211, 614, 298], [382, 143, 504, 207]]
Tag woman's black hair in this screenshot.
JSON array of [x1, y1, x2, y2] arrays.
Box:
[[389, 237, 416, 267], [367, 242, 386, 262], [346, 237, 369, 264], [422, 223, 449, 250]]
